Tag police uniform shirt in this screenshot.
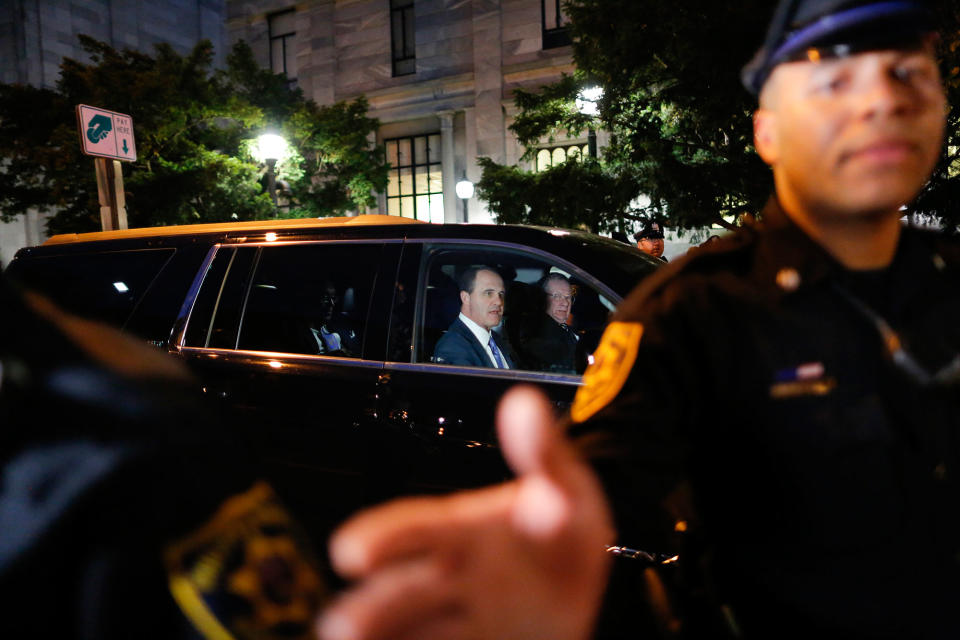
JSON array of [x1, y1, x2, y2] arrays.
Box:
[[0, 277, 328, 640], [569, 198, 960, 638]]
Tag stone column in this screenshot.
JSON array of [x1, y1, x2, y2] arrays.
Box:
[[438, 111, 457, 223], [304, 0, 336, 106], [464, 107, 479, 221], [470, 0, 503, 223], [472, 0, 504, 162]]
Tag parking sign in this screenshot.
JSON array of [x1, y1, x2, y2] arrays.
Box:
[[77, 104, 137, 162]]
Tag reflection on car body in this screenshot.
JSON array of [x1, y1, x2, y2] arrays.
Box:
[[6, 215, 661, 539]]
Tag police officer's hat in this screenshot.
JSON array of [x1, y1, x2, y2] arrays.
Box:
[[742, 0, 936, 95], [635, 222, 665, 241]]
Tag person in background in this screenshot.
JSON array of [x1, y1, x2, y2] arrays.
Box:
[[635, 222, 668, 262], [310, 279, 360, 356]]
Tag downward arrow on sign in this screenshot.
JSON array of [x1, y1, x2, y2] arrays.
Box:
[[122, 139, 129, 154]]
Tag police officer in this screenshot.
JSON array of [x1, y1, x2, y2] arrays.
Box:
[[634, 221, 668, 262], [315, 2, 960, 639], [0, 273, 329, 640], [571, 1, 960, 635]]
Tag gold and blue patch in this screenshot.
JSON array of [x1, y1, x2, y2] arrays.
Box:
[[164, 482, 327, 640], [769, 361, 836, 399], [571, 321, 644, 423]]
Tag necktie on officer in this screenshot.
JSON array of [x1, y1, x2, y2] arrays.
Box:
[[488, 335, 506, 368]]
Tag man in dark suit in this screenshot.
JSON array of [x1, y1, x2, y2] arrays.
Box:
[[308, 280, 360, 357], [432, 267, 515, 368], [523, 273, 579, 374]]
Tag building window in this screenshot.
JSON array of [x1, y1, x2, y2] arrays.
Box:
[[385, 134, 443, 222], [391, 0, 415, 76], [269, 9, 297, 84], [542, 0, 571, 49], [535, 143, 588, 171]]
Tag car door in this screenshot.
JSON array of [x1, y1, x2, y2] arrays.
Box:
[[174, 239, 400, 536], [375, 239, 622, 494]]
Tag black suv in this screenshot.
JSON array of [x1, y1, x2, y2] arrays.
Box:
[[7, 215, 660, 536]]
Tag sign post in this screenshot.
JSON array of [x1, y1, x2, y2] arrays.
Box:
[[76, 105, 137, 231]]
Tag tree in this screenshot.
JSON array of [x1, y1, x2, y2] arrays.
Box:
[[476, 157, 635, 235], [0, 37, 387, 233], [913, 0, 960, 232], [483, 0, 960, 233]]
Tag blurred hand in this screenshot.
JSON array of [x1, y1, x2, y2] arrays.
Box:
[[316, 385, 614, 640]]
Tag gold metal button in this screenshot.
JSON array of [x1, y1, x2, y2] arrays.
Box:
[[776, 268, 801, 292]]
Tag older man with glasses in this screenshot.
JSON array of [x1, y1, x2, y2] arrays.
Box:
[[519, 273, 580, 374]]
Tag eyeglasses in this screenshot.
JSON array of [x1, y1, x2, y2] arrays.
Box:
[[547, 293, 574, 303], [319, 294, 339, 304]]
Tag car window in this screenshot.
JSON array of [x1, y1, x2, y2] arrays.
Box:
[[235, 243, 381, 358], [5, 248, 175, 329], [413, 245, 616, 375], [184, 247, 258, 349], [124, 245, 208, 346]]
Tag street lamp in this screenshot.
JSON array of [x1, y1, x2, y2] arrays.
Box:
[[575, 86, 603, 158], [455, 173, 474, 223], [254, 133, 288, 208]]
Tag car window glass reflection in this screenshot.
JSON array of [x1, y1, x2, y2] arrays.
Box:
[[5, 248, 175, 329], [234, 244, 380, 357]]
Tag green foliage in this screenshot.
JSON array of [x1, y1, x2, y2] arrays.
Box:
[[912, 0, 960, 231], [510, 75, 592, 154], [489, 0, 773, 231], [0, 37, 386, 233], [476, 157, 636, 234], [286, 97, 388, 217], [487, 0, 960, 231]]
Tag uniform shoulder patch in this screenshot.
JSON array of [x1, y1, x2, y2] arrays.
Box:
[[570, 321, 644, 423], [164, 482, 327, 640]]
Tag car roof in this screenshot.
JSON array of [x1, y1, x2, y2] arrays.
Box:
[[14, 215, 658, 301], [42, 214, 427, 246]]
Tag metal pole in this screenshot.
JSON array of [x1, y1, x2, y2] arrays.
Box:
[[462, 197, 469, 223], [588, 127, 597, 158], [95, 157, 128, 231], [266, 158, 278, 209]]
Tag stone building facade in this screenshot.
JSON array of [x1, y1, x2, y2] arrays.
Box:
[[0, 0, 226, 265], [0, 0, 593, 264], [227, 0, 594, 223]]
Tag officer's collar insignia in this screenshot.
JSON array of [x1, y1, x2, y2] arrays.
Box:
[[164, 482, 327, 640], [571, 321, 644, 423], [770, 361, 835, 399]]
